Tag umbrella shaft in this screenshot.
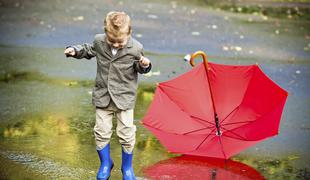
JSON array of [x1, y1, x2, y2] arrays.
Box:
[[215, 113, 221, 136]]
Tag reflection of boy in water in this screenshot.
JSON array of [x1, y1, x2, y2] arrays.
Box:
[[64, 11, 151, 180]]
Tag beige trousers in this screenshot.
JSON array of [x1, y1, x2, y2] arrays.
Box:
[[94, 100, 136, 153]]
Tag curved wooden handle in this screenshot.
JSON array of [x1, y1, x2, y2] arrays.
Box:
[[189, 51, 209, 70]]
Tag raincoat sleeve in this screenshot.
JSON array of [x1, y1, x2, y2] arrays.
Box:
[[66, 39, 97, 60], [134, 47, 152, 74]]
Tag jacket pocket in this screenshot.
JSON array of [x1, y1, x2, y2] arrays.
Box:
[[95, 79, 107, 88], [92, 87, 107, 98]]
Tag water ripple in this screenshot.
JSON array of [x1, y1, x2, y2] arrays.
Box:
[[0, 150, 94, 179]]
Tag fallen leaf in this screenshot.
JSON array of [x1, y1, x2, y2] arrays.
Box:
[[191, 32, 200, 36], [73, 16, 84, 21], [222, 46, 229, 51], [235, 46, 242, 51], [147, 14, 158, 19]]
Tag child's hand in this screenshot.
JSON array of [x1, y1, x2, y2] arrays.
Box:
[[64, 47, 76, 56], [139, 56, 150, 67]]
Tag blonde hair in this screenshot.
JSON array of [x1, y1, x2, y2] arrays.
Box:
[[104, 11, 132, 39]]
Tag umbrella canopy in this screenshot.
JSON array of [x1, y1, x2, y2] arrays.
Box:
[[143, 155, 265, 180], [142, 51, 288, 159]]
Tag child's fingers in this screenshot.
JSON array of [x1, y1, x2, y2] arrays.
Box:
[[139, 57, 145, 64], [64, 48, 75, 55], [139, 58, 145, 64], [139, 56, 144, 62], [64, 48, 70, 54], [140, 56, 147, 62], [140, 58, 149, 66]]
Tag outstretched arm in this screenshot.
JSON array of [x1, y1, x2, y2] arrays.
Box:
[[64, 42, 97, 60]]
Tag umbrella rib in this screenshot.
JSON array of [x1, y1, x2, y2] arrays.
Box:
[[158, 85, 214, 129], [142, 122, 181, 135], [192, 130, 228, 159], [218, 135, 228, 159], [190, 115, 215, 125], [219, 105, 240, 125], [220, 126, 248, 141], [222, 120, 254, 126], [194, 128, 217, 151], [143, 121, 209, 136], [219, 100, 286, 141], [216, 66, 257, 127], [183, 126, 215, 135]]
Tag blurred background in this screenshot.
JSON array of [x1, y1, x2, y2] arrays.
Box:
[[0, 0, 309, 179]]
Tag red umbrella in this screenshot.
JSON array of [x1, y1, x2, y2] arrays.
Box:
[[144, 155, 265, 180], [142, 51, 288, 159]]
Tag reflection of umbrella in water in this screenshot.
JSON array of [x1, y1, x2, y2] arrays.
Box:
[[142, 51, 288, 159], [143, 155, 265, 180]]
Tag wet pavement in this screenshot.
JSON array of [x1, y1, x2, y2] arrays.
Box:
[[0, 0, 309, 179]]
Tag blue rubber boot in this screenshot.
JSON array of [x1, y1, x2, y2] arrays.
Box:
[[96, 144, 114, 180], [121, 148, 136, 180]]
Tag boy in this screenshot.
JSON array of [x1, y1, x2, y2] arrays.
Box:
[[64, 11, 151, 180]]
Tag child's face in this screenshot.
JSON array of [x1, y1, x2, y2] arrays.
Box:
[[106, 33, 128, 49]]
